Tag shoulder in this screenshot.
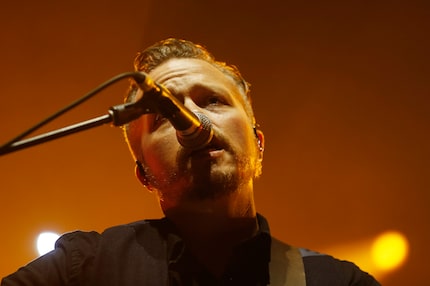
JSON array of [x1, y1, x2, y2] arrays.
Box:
[[56, 220, 165, 277], [2, 219, 167, 285], [55, 219, 159, 255], [271, 238, 380, 286], [299, 248, 380, 286]]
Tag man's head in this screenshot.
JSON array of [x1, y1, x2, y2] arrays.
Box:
[[123, 38, 264, 212]]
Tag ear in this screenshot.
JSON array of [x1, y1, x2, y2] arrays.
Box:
[[255, 128, 265, 157], [135, 161, 153, 191]]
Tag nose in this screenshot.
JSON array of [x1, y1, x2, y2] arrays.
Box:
[[182, 97, 212, 122]]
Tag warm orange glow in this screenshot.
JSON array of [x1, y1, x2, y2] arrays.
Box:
[[323, 230, 410, 281]]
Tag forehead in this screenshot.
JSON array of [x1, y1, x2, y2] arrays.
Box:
[[148, 58, 241, 95]]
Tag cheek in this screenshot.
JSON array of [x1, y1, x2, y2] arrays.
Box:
[[141, 132, 179, 172], [216, 111, 256, 150]]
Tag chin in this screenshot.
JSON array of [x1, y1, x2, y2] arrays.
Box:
[[191, 169, 247, 200]]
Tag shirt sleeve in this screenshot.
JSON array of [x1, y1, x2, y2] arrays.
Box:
[[1, 231, 100, 286]]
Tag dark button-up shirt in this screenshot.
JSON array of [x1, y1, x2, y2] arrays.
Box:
[[2, 214, 380, 286]]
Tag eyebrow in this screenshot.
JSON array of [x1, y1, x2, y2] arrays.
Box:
[[165, 81, 239, 104]]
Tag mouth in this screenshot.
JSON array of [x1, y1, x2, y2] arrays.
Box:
[[189, 135, 226, 159], [198, 148, 225, 158]]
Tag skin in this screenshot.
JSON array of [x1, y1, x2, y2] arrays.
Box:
[[132, 58, 265, 276]]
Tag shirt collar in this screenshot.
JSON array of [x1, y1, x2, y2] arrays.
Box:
[[163, 213, 272, 284]]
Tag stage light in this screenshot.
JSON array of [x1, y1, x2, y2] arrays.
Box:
[[36, 232, 60, 256], [371, 230, 409, 271], [322, 229, 409, 282]]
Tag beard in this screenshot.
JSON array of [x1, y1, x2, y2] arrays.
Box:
[[143, 144, 259, 204], [185, 152, 253, 200]]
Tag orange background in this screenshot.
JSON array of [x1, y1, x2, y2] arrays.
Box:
[[0, 1, 428, 285]]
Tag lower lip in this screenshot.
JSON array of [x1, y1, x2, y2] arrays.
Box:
[[208, 149, 224, 158], [192, 149, 225, 158]]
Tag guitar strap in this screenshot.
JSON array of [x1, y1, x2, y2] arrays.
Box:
[[270, 238, 306, 286]]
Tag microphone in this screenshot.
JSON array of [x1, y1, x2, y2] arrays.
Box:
[[133, 72, 214, 150]]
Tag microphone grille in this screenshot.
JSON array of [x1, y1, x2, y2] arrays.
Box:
[[177, 112, 213, 150], [196, 112, 212, 131]]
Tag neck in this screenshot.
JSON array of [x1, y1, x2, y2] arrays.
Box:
[[164, 194, 257, 239], [161, 190, 258, 277], [162, 187, 258, 239]]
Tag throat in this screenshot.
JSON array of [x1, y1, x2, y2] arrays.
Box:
[[169, 212, 259, 278]]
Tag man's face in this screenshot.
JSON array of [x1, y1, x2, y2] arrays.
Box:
[[135, 58, 262, 206]]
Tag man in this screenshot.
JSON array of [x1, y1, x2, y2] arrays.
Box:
[[2, 38, 380, 285]]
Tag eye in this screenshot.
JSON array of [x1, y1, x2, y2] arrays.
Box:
[[208, 96, 220, 105], [206, 94, 227, 106]]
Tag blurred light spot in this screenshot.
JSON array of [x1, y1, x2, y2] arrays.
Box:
[[371, 230, 409, 271], [36, 232, 60, 256]]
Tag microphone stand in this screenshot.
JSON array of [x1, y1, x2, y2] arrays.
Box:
[[0, 114, 112, 156], [0, 72, 154, 157]]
